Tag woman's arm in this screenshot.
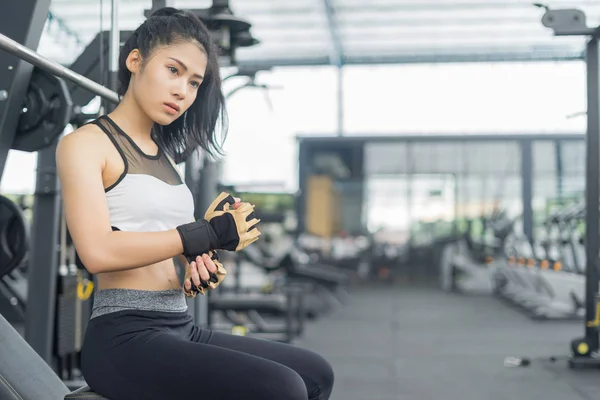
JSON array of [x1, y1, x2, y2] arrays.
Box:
[[56, 127, 184, 274]]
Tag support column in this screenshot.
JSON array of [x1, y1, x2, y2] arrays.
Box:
[[184, 151, 218, 328], [108, 0, 119, 93], [583, 36, 600, 351], [555, 140, 564, 203], [24, 141, 61, 365], [521, 140, 533, 242]]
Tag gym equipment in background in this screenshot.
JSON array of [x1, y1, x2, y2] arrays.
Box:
[[542, 6, 600, 368]]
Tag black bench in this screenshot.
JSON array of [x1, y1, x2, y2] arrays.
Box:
[[65, 385, 109, 399], [0, 313, 108, 399]]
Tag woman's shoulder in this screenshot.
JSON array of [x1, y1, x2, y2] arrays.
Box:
[[63, 116, 112, 143], [56, 119, 111, 161]]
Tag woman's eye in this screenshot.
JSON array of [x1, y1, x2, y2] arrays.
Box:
[[169, 66, 178, 74], [190, 81, 200, 88]]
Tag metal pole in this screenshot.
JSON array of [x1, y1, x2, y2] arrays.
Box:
[[555, 140, 564, 204], [183, 150, 216, 329], [0, 33, 120, 104], [184, 151, 201, 325], [584, 35, 600, 352], [107, 0, 119, 111], [521, 139, 533, 242], [24, 142, 61, 366], [296, 141, 309, 236], [193, 158, 219, 328]]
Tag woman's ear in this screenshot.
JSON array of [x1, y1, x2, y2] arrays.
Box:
[[126, 49, 143, 73]]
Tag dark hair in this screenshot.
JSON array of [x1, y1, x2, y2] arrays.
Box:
[[118, 7, 227, 162]]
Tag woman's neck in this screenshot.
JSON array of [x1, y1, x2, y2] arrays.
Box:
[[107, 92, 154, 141]]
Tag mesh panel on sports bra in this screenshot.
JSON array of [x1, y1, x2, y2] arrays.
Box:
[[94, 115, 184, 186]]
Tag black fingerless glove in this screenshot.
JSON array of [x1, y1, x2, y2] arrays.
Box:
[[204, 192, 261, 252], [176, 192, 262, 259], [176, 219, 219, 261]]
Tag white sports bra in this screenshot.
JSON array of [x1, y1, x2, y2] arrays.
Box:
[[92, 115, 195, 233]]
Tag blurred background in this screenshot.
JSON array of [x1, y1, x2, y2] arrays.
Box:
[[1, 1, 595, 274], [2, 1, 600, 400]]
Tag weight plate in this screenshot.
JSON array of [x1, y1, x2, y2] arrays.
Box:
[[13, 66, 73, 152], [0, 195, 29, 277]]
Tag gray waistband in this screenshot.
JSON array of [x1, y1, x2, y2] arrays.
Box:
[[90, 288, 188, 319]]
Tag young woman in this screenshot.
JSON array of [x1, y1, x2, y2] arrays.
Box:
[[56, 7, 334, 400]]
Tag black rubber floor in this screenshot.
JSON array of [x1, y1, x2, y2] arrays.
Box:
[[296, 284, 600, 400]]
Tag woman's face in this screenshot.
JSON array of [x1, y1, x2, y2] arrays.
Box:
[[127, 41, 208, 125]]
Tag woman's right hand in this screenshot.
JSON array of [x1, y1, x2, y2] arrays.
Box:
[[176, 192, 261, 260], [203, 193, 261, 252]]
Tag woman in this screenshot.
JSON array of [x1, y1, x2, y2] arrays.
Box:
[[56, 7, 334, 400]]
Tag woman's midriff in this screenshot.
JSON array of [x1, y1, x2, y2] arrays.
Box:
[[95, 259, 182, 291]]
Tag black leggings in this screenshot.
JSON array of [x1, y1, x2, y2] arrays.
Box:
[[81, 310, 334, 400]]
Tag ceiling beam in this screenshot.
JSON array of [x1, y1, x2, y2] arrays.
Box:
[[334, 1, 600, 13], [231, 47, 585, 67]]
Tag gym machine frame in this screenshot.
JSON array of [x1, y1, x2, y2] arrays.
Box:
[[0, 31, 120, 373], [0, 0, 120, 376], [541, 7, 600, 367]]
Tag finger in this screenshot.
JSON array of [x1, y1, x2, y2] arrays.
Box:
[[239, 230, 261, 248], [190, 261, 203, 287], [236, 202, 255, 214], [238, 207, 256, 219], [238, 234, 260, 251], [214, 262, 227, 275], [245, 211, 257, 222], [209, 250, 220, 261], [184, 279, 192, 292], [196, 255, 210, 282], [246, 217, 261, 230], [203, 253, 217, 274], [208, 270, 222, 287], [245, 229, 261, 241], [210, 192, 236, 209]]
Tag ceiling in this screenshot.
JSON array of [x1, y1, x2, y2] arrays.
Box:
[[38, 0, 600, 68]]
